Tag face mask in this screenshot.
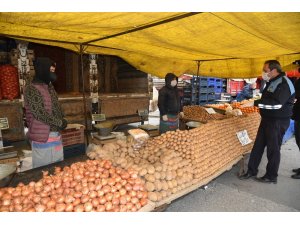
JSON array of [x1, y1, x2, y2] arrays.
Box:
[[171, 80, 177, 87], [49, 72, 57, 82], [262, 72, 270, 82]]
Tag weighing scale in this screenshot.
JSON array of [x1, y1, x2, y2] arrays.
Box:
[[91, 113, 116, 142]]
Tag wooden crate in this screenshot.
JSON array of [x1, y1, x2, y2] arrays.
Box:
[[61, 125, 85, 147], [0, 101, 25, 141]]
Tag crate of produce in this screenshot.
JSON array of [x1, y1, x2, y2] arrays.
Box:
[[61, 124, 85, 147], [63, 143, 86, 159]]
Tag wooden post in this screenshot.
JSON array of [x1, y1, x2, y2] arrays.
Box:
[[79, 45, 89, 145], [104, 56, 111, 92]]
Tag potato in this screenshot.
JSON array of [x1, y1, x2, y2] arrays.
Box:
[[148, 192, 158, 202], [161, 181, 168, 191], [139, 168, 148, 177], [166, 171, 173, 181], [145, 174, 156, 183], [154, 180, 162, 191], [167, 180, 173, 189], [145, 182, 155, 192], [147, 165, 155, 174], [154, 172, 161, 180]]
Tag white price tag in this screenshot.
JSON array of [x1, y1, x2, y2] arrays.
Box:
[[236, 130, 252, 146], [0, 118, 9, 130], [205, 108, 216, 114]]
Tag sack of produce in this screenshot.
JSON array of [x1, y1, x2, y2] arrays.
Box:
[[0, 65, 20, 100]]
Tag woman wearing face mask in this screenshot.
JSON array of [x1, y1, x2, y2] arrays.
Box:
[[158, 73, 183, 134], [24, 57, 67, 168]]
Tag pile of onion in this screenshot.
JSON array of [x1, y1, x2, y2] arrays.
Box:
[[0, 159, 148, 212]]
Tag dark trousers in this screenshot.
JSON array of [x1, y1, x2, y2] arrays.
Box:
[[295, 120, 300, 151], [248, 118, 290, 179]]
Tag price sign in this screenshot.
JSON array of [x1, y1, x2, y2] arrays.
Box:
[[236, 130, 252, 146], [205, 108, 216, 114], [0, 118, 9, 130], [91, 114, 106, 122]]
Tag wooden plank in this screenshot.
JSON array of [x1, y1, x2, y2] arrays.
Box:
[[138, 201, 156, 212], [154, 155, 243, 207], [100, 97, 149, 117]]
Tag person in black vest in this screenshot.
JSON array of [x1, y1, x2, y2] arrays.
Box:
[[291, 76, 300, 179], [158, 73, 183, 134], [239, 60, 295, 183]]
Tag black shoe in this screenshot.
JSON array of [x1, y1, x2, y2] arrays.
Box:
[[291, 173, 300, 179], [238, 172, 256, 180], [292, 168, 300, 173], [255, 176, 277, 184]]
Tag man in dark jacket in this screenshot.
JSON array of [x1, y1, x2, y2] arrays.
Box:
[[291, 77, 300, 179], [158, 73, 182, 134], [239, 60, 295, 183]]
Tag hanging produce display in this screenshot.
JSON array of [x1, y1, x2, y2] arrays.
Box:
[[0, 65, 20, 100]]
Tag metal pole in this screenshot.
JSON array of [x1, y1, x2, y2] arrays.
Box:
[[79, 44, 89, 146], [196, 60, 200, 76]]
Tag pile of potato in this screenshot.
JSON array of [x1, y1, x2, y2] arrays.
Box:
[[87, 139, 194, 202], [88, 113, 261, 202], [183, 105, 225, 122]]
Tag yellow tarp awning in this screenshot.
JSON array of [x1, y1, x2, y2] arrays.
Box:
[[0, 12, 299, 78]]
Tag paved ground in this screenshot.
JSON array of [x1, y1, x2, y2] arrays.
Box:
[[165, 137, 300, 212]]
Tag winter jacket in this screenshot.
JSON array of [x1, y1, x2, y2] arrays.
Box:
[[236, 84, 254, 102], [254, 73, 295, 119], [158, 73, 181, 116], [24, 58, 64, 142], [292, 78, 300, 121]]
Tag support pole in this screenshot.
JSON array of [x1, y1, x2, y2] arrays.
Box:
[[196, 60, 200, 76], [79, 44, 89, 146]]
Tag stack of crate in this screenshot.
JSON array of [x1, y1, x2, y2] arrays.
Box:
[[183, 76, 227, 106]]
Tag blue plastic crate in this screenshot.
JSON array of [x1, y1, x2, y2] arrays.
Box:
[[215, 79, 222, 87], [199, 78, 208, 86], [214, 86, 222, 93], [215, 93, 222, 100], [207, 78, 215, 87], [208, 87, 215, 93], [199, 100, 207, 105], [199, 87, 208, 93], [207, 93, 215, 101], [199, 93, 207, 101]]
